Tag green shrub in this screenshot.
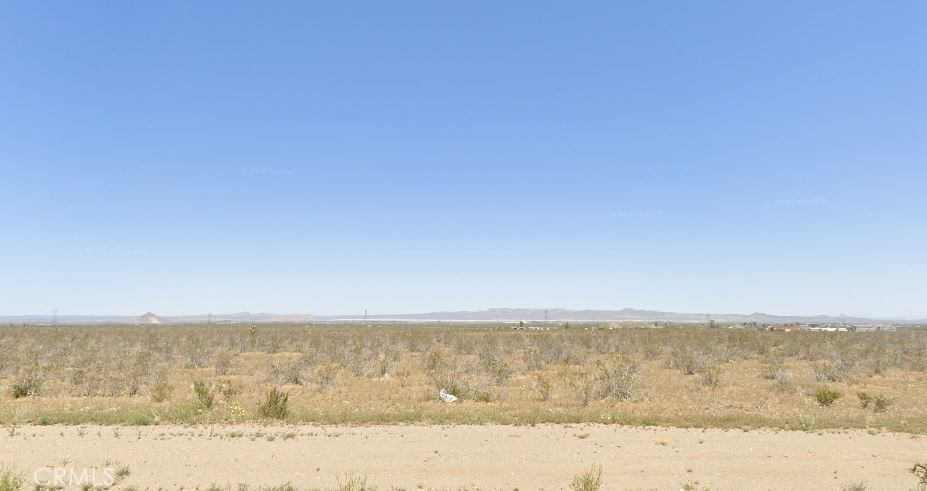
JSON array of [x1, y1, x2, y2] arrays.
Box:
[[215, 349, 233, 376], [857, 392, 892, 413], [522, 348, 544, 371], [594, 358, 642, 400], [468, 388, 493, 402], [423, 348, 446, 372], [815, 388, 842, 407], [313, 363, 339, 389], [431, 374, 491, 402], [431, 374, 463, 398], [873, 396, 892, 413], [570, 358, 642, 405], [258, 387, 290, 419], [534, 374, 552, 401], [0, 464, 24, 491], [571, 464, 603, 491], [760, 365, 777, 380], [192, 380, 214, 409], [699, 366, 722, 389], [668, 346, 712, 376], [337, 473, 370, 491], [150, 381, 173, 403], [11, 374, 41, 399], [479, 351, 512, 385], [571, 373, 594, 406]]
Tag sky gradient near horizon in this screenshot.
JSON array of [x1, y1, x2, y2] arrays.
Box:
[[2, 1, 925, 318]]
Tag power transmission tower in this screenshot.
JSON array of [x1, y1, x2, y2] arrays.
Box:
[[53, 309, 58, 326], [363, 309, 368, 322]]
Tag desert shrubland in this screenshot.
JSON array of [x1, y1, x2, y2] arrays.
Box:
[[0, 323, 924, 430]]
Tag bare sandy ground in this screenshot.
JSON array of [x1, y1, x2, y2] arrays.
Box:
[[1, 424, 924, 490]]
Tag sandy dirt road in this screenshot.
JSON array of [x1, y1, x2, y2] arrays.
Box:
[[1, 424, 924, 490]]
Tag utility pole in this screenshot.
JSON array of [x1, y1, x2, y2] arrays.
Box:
[[363, 309, 368, 322]]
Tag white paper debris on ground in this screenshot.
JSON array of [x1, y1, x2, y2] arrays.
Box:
[[438, 388, 458, 403]]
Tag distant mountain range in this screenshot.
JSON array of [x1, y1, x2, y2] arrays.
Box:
[[0, 311, 316, 325], [324, 308, 906, 324], [0, 308, 921, 325]]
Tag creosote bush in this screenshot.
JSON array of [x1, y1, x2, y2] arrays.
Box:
[[857, 392, 892, 413], [813, 361, 854, 383], [313, 363, 340, 390], [534, 374, 552, 401], [571, 358, 641, 405], [150, 379, 173, 403], [270, 360, 303, 385], [11, 377, 40, 399], [423, 347, 447, 373], [479, 350, 512, 385], [668, 344, 713, 375], [571, 373, 595, 406], [11, 367, 43, 399], [258, 387, 290, 420], [774, 369, 796, 392], [192, 380, 214, 409], [593, 358, 641, 400], [214, 349, 233, 376], [429, 367, 493, 402], [699, 366, 722, 389], [815, 388, 842, 407]]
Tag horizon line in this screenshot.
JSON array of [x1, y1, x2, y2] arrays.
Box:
[[1, 307, 925, 322]]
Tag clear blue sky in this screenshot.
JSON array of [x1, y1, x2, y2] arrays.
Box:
[[2, 1, 925, 318]]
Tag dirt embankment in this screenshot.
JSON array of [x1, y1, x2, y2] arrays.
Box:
[[1, 424, 925, 490]]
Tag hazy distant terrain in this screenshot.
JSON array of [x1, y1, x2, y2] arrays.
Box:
[[0, 312, 315, 325], [0, 307, 914, 325], [327, 307, 891, 324]]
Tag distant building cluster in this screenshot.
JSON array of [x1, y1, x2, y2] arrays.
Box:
[[766, 324, 897, 333]]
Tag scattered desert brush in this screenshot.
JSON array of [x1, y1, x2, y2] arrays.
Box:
[[0, 323, 924, 430]]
